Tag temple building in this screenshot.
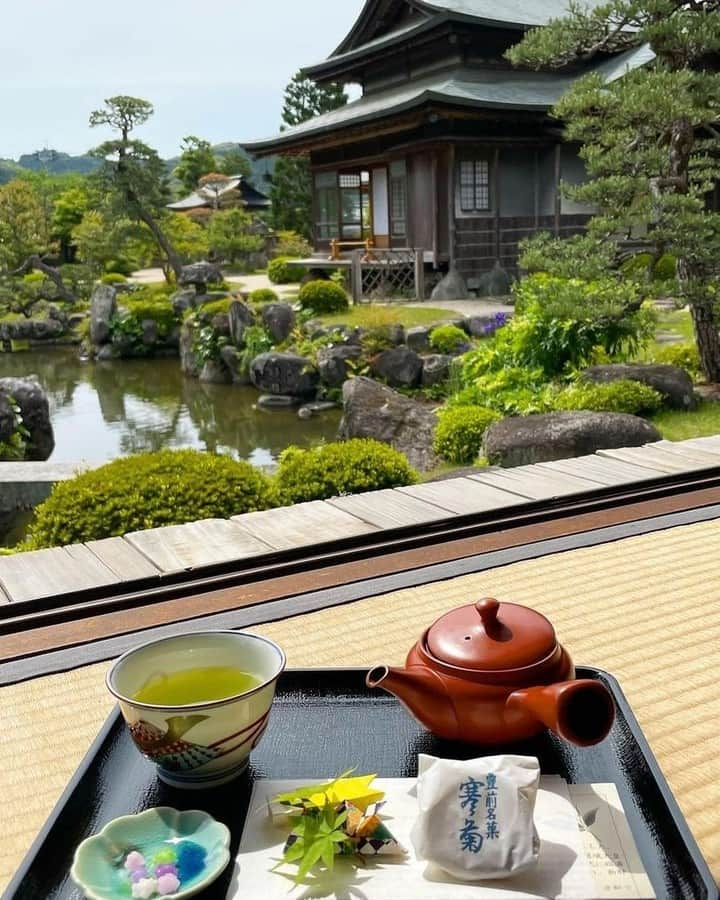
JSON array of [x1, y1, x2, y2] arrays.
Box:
[[167, 175, 271, 214], [244, 0, 652, 288]]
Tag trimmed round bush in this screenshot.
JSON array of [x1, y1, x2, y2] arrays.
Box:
[[123, 296, 177, 336], [249, 288, 280, 305], [198, 297, 232, 319], [430, 324, 468, 354], [298, 280, 350, 314], [268, 257, 306, 284], [655, 342, 702, 380], [25, 450, 277, 549], [552, 380, 663, 415], [433, 406, 501, 464], [100, 272, 128, 285], [276, 439, 418, 504]]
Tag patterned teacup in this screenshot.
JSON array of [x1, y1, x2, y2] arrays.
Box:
[[107, 631, 286, 789]]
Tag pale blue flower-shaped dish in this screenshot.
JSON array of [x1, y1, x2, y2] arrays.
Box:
[[70, 807, 231, 899]]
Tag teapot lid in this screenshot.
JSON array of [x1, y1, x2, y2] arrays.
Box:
[[425, 598, 557, 671]]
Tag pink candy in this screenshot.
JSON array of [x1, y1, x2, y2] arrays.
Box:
[[157, 873, 181, 895], [125, 851, 146, 872]]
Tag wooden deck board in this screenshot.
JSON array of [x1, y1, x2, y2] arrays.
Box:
[[653, 440, 720, 465], [232, 501, 378, 550], [125, 519, 275, 574], [85, 537, 162, 581], [327, 489, 457, 529], [536, 454, 665, 485], [0, 545, 120, 604], [398, 478, 528, 515], [597, 446, 714, 473], [680, 436, 720, 452], [470, 465, 601, 500]]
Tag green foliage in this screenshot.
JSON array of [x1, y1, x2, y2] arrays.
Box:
[[192, 324, 230, 366], [519, 233, 616, 281], [206, 208, 263, 264], [429, 324, 468, 355], [551, 380, 663, 415], [268, 257, 305, 284], [654, 342, 702, 380], [453, 366, 552, 416], [276, 439, 418, 504], [198, 297, 232, 319], [298, 280, 349, 314], [0, 179, 51, 269], [248, 288, 279, 305], [238, 324, 273, 374], [216, 148, 252, 180], [123, 294, 176, 337], [25, 450, 276, 548], [173, 136, 217, 194], [72, 211, 139, 276], [273, 230, 312, 259], [0, 398, 30, 460], [100, 272, 128, 285], [433, 406, 501, 464]]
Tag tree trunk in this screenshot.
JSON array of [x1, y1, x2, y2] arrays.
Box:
[[136, 206, 183, 282], [11, 255, 76, 303], [689, 295, 720, 383]]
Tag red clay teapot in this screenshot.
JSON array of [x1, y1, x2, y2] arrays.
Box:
[[367, 598, 614, 747]]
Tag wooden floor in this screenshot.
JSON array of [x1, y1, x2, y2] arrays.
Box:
[[1, 436, 719, 605]]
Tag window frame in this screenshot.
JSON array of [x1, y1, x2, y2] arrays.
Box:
[[455, 154, 494, 217]]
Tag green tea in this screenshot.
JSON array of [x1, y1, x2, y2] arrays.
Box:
[[133, 666, 261, 705]]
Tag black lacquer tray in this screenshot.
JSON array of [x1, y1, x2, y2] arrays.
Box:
[[6, 667, 717, 900]]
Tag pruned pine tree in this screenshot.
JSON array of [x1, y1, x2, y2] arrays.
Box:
[[508, 1, 720, 381]]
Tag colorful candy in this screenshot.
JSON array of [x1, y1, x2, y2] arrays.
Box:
[[122, 842, 206, 898], [124, 851, 146, 872], [131, 878, 158, 900], [157, 873, 181, 895]]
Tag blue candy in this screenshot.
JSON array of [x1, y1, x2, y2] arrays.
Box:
[[176, 841, 207, 882]]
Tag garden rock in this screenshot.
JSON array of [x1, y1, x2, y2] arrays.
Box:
[[141, 320, 158, 346], [250, 352, 319, 398], [582, 364, 697, 411], [406, 326, 431, 352], [170, 288, 199, 317], [228, 300, 255, 347], [180, 261, 223, 292], [0, 394, 15, 444], [370, 346, 423, 388], [179, 324, 199, 378], [0, 376, 54, 460], [298, 401, 339, 419], [431, 263, 468, 301], [483, 411, 661, 468], [257, 394, 298, 409], [96, 345, 119, 361], [422, 354, 454, 387], [317, 345, 363, 387], [0, 317, 65, 342], [199, 360, 231, 384], [339, 376, 440, 471], [220, 346, 251, 385], [262, 303, 296, 343], [476, 261, 511, 298], [467, 313, 510, 338], [89, 284, 117, 345]]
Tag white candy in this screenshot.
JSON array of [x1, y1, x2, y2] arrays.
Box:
[[411, 754, 541, 882], [131, 877, 158, 899], [124, 851, 146, 871]]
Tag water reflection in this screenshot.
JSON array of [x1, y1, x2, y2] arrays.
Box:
[[0, 349, 341, 466]]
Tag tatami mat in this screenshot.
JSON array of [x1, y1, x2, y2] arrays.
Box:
[[2, 518, 719, 890]]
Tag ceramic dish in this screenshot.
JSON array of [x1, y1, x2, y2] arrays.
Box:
[[71, 807, 231, 899]]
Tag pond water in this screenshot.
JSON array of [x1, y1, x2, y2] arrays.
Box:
[[0, 348, 342, 467]]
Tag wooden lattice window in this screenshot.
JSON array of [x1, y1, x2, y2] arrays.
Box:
[[459, 159, 491, 213]]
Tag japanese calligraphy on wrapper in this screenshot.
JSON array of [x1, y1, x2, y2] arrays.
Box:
[[410, 754, 541, 881]]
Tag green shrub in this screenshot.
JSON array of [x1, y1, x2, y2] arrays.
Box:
[[123, 296, 177, 337], [249, 288, 280, 305], [621, 253, 677, 283], [268, 257, 306, 284], [452, 366, 552, 416], [298, 280, 349, 314], [199, 297, 232, 319], [101, 272, 128, 285], [433, 406, 501, 464], [207, 280, 232, 292], [273, 231, 312, 259], [654, 342, 702, 380], [276, 439, 418, 504], [25, 450, 277, 548], [551, 380, 663, 415], [429, 324, 468, 355], [104, 258, 136, 276]]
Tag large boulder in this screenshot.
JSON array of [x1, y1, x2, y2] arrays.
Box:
[[339, 377, 440, 471], [476, 261, 512, 298], [370, 346, 423, 388], [422, 354, 454, 387], [483, 411, 661, 468], [406, 326, 431, 353], [250, 352, 319, 398], [317, 344, 363, 387], [0, 376, 54, 460], [170, 288, 199, 317], [0, 317, 65, 342], [431, 263, 468, 302], [262, 303, 296, 344], [220, 346, 251, 385], [228, 300, 255, 347], [89, 284, 117, 346], [582, 364, 697, 411], [199, 360, 231, 384], [179, 323, 200, 378], [179, 261, 223, 291]]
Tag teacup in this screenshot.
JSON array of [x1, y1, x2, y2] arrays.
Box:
[[107, 631, 286, 789]]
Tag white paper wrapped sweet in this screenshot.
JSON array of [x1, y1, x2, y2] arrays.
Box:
[[410, 754, 541, 881]]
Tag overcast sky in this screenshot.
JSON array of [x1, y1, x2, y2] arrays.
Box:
[[0, 1, 359, 159]]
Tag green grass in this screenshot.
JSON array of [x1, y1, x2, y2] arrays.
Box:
[[320, 305, 461, 329], [650, 401, 720, 441]]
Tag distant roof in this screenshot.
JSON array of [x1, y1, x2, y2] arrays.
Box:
[[167, 175, 270, 211], [245, 46, 652, 155], [414, 0, 601, 28]]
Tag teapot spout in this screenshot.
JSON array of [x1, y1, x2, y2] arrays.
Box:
[[366, 665, 460, 740], [506, 680, 615, 747]]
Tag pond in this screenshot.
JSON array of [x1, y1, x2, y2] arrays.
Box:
[[0, 348, 342, 467]]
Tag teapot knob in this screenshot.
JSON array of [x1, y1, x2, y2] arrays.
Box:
[[475, 598, 500, 629]]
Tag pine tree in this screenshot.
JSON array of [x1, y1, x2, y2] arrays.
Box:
[[508, 2, 720, 381], [270, 73, 347, 239]]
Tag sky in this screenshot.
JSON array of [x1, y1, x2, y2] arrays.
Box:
[[0, 1, 359, 159]]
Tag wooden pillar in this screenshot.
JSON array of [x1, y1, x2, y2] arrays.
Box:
[[431, 151, 439, 268], [447, 144, 456, 266], [493, 147, 501, 262], [351, 250, 363, 304], [534, 150, 540, 229], [554, 144, 562, 237], [414, 250, 426, 301]]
